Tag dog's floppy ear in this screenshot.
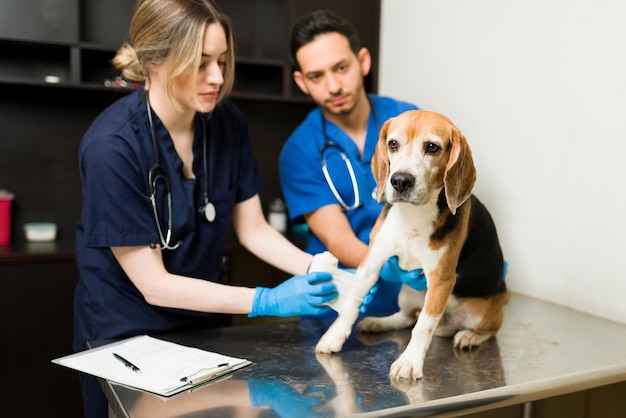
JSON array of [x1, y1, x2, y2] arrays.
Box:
[[372, 119, 392, 202], [444, 127, 476, 214]]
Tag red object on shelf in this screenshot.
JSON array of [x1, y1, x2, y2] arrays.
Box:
[[0, 190, 14, 245]]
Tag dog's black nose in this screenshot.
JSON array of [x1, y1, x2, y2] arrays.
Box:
[[391, 172, 414, 193]]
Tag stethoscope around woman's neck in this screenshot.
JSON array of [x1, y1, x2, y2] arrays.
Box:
[[145, 91, 215, 250], [320, 96, 380, 211]]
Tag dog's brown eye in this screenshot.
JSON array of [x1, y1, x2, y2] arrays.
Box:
[[425, 142, 440, 155], [388, 139, 399, 152]]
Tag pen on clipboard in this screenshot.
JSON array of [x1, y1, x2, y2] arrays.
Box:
[[180, 363, 230, 384], [113, 353, 141, 373]]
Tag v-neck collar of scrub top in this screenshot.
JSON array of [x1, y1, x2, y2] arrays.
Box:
[[146, 107, 205, 181]]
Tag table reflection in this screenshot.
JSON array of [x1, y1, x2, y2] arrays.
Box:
[[101, 296, 626, 417], [110, 317, 506, 417]]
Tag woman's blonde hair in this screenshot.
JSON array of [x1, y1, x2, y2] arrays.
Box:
[[113, 0, 235, 108]]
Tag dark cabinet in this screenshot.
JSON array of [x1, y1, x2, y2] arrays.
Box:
[[0, 259, 83, 417], [0, 0, 134, 89], [0, 40, 73, 84], [0, 0, 79, 44], [0, 0, 380, 99], [0, 1, 380, 416], [79, 0, 134, 46]]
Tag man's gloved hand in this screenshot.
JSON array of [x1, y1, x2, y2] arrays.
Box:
[[249, 272, 338, 317], [380, 257, 509, 291], [379, 256, 427, 291]]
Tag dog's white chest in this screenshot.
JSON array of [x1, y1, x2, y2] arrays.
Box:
[[375, 201, 441, 271]]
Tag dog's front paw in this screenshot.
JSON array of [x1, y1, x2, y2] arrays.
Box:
[[389, 354, 424, 381], [453, 329, 492, 349], [315, 321, 352, 353]]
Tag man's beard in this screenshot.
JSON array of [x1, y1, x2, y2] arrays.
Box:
[[325, 95, 355, 116]]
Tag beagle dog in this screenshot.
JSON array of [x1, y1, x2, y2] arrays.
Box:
[[315, 110, 508, 381]]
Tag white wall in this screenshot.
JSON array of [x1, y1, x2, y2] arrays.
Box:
[[379, 0, 626, 323]]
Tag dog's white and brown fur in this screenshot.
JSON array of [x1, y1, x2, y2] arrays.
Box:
[[315, 110, 508, 380]]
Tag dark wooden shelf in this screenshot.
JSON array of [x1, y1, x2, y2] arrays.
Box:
[[0, 238, 75, 264], [78, 42, 121, 52], [230, 91, 309, 103], [0, 0, 301, 102]]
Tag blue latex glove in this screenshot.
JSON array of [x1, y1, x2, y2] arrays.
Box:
[[379, 256, 427, 291], [249, 272, 337, 317], [380, 257, 509, 291], [247, 379, 321, 418], [361, 283, 378, 313]]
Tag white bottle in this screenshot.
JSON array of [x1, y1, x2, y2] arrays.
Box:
[[268, 198, 288, 233]]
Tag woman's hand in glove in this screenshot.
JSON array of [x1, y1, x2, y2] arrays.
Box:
[[249, 272, 338, 317]]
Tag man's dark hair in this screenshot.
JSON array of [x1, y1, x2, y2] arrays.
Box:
[[290, 10, 362, 70]]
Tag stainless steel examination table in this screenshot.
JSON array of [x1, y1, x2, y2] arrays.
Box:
[[99, 294, 626, 417]]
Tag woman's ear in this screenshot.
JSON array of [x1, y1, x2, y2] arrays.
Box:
[[372, 119, 391, 202], [443, 128, 476, 214]]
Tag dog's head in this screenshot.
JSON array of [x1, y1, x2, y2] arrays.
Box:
[[372, 110, 476, 214]]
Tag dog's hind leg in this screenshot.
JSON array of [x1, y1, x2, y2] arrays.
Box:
[[452, 330, 492, 348], [357, 311, 417, 333], [452, 292, 509, 349]]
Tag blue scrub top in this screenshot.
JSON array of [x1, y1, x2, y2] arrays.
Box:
[[279, 94, 418, 315], [74, 87, 262, 351]]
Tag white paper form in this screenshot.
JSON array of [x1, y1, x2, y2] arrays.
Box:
[[52, 335, 251, 397]]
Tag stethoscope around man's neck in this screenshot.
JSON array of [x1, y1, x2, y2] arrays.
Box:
[[146, 91, 215, 250], [320, 96, 380, 211]]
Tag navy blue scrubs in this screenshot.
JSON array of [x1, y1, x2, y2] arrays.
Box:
[[74, 87, 261, 417]]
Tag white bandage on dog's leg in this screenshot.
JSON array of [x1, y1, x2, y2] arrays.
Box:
[[308, 252, 363, 318], [308, 251, 340, 274]]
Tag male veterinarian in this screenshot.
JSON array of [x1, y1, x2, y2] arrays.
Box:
[[279, 10, 423, 315]]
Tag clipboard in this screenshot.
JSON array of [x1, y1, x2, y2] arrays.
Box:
[[52, 335, 251, 397]]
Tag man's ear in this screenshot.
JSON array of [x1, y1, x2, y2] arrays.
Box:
[[358, 47, 371, 77], [293, 71, 309, 95]]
